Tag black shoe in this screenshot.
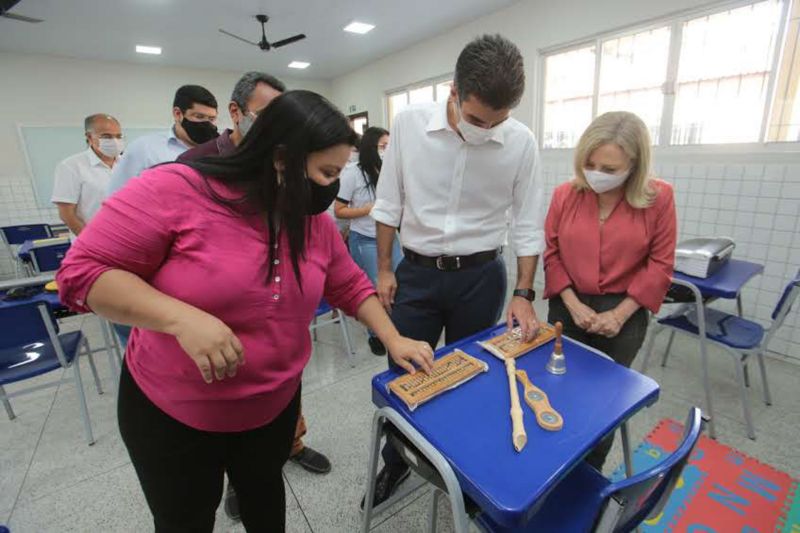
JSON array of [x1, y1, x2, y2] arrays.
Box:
[[360, 465, 410, 510], [223, 483, 240, 522], [290, 446, 332, 474], [368, 337, 387, 356]]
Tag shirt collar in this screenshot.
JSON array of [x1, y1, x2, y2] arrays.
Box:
[[86, 147, 111, 168], [425, 100, 506, 145], [216, 129, 236, 156], [169, 126, 191, 149]]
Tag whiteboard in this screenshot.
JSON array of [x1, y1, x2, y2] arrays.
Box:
[[18, 125, 165, 208]]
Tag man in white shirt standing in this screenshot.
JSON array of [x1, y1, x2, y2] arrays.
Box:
[[364, 34, 545, 508], [108, 84, 218, 195], [51, 114, 123, 236]]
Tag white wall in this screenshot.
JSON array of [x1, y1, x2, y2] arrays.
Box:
[[0, 51, 331, 276], [329, 0, 800, 362]]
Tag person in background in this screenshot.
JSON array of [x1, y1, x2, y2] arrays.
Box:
[[106, 84, 218, 346], [51, 114, 123, 236], [543, 110, 676, 471], [334, 127, 402, 356], [177, 71, 332, 521], [107, 84, 218, 195], [178, 72, 284, 161], [56, 90, 434, 532], [365, 34, 545, 508]]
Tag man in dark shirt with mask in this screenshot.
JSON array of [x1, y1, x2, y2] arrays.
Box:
[[178, 72, 284, 160], [107, 84, 219, 195], [178, 71, 333, 523]]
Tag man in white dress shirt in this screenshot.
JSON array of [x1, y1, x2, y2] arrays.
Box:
[[51, 114, 123, 236], [364, 34, 545, 508], [108, 84, 218, 195]]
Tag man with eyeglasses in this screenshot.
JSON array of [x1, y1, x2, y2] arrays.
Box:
[[51, 114, 123, 236], [178, 71, 284, 161], [108, 84, 219, 195]]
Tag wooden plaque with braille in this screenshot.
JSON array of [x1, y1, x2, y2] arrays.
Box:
[[478, 324, 557, 361], [388, 350, 488, 411]]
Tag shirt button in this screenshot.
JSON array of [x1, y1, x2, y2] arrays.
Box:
[[274, 259, 280, 265], [272, 294, 280, 300], [275, 276, 281, 283]]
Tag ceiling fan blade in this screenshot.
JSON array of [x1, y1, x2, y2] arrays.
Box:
[[1, 12, 43, 23], [271, 34, 306, 48], [218, 28, 258, 46]]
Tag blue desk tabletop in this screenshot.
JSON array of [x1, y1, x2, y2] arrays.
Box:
[[672, 259, 764, 299], [0, 286, 62, 311], [371, 323, 660, 528]]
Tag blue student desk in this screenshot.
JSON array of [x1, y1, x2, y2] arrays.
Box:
[[366, 323, 660, 530], [673, 259, 763, 301]]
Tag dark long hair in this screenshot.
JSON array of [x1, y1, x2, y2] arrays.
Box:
[[357, 127, 389, 192], [183, 90, 358, 284]]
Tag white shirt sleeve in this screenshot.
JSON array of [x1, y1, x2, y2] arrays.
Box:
[[510, 136, 545, 257], [370, 117, 404, 228], [108, 138, 146, 196], [51, 158, 81, 205], [337, 165, 358, 204]]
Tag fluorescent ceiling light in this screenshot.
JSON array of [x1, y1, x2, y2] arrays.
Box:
[[288, 61, 310, 69], [136, 45, 161, 55], [344, 21, 375, 34]]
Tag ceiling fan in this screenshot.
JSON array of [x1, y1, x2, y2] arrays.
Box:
[[0, 0, 43, 23], [219, 14, 305, 51]]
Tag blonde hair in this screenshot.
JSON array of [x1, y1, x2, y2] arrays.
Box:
[[573, 111, 656, 208]]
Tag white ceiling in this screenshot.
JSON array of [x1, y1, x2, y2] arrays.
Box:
[[0, 0, 519, 80]]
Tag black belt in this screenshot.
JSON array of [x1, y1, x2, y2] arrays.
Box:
[[402, 248, 499, 272]]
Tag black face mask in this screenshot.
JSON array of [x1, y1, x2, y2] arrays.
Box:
[[181, 117, 219, 145], [307, 178, 340, 215]]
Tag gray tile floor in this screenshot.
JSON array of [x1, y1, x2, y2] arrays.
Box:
[[2, 301, 798, 532]]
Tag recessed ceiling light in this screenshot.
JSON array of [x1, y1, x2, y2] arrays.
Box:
[[344, 21, 375, 34], [288, 61, 310, 69], [136, 45, 162, 55]]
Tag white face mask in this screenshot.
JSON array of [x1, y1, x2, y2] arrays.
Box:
[[238, 112, 256, 138], [377, 149, 386, 160], [456, 103, 496, 145], [97, 138, 124, 159], [583, 168, 629, 194]]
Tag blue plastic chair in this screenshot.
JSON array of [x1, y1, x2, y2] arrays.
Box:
[[29, 241, 71, 273], [469, 407, 703, 533], [0, 301, 102, 445], [0, 224, 53, 277], [642, 269, 799, 439], [310, 298, 356, 366]]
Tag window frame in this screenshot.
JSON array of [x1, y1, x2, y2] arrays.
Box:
[[384, 73, 454, 128], [537, 0, 792, 150]]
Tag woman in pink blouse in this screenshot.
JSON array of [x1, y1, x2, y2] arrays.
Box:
[[57, 91, 434, 532], [543, 111, 676, 469]]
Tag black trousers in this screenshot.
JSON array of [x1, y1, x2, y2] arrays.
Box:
[[548, 293, 649, 470], [118, 361, 301, 533], [382, 256, 507, 468]]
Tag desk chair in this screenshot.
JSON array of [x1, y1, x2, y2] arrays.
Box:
[[0, 301, 102, 445], [310, 299, 356, 367], [642, 269, 799, 440], [29, 241, 70, 274], [472, 407, 703, 532], [0, 224, 53, 277]]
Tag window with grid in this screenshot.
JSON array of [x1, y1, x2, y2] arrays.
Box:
[[541, 0, 790, 148], [386, 77, 453, 128]]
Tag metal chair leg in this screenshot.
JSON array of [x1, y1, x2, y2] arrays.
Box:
[[98, 318, 120, 385], [699, 337, 717, 439], [312, 316, 318, 342], [661, 330, 676, 367], [0, 384, 15, 420], [84, 340, 104, 395], [756, 351, 772, 406], [338, 313, 356, 367], [72, 359, 95, 445], [361, 411, 386, 533], [743, 361, 750, 387], [428, 489, 442, 533], [733, 356, 756, 440]]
